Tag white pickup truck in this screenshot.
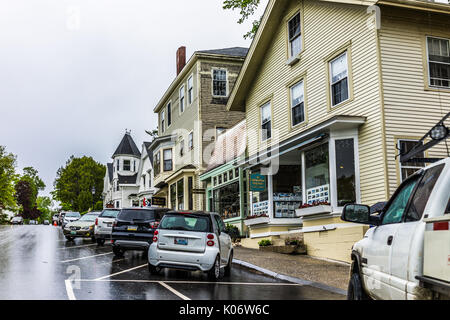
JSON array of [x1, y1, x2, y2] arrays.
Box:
[[341, 157, 450, 300]]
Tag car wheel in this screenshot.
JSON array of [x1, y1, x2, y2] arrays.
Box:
[[208, 256, 222, 281], [224, 250, 233, 277], [113, 247, 124, 257], [348, 272, 370, 300], [148, 263, 161, 275], [96, 239, 105, 246]]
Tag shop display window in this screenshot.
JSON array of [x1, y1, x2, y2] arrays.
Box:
[[272, 165, 302, 218]]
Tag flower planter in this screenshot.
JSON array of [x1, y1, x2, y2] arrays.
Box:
[[245, 216, 270, 226], [258, 244, 307, 255], [258, 245, 274, 252], [295, 205, 332, 217]]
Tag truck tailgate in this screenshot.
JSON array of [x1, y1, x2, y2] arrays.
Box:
[[423, 216, 450, 283]]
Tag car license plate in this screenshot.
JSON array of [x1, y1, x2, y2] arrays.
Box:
[[127, 226, 137, 231], [70, 231, 77, 235], [174, 238, 188, 245], [106, 223, 112, 227]]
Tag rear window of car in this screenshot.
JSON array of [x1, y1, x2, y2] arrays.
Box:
[[159, 214, 211, 232], [99, 210, 119, 218], [118, 209, 165, 221], [66, 212, 81, 217]]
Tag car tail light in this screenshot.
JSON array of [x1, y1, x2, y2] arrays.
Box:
[[207, 234, 214, 240], [150, 221, 159, 229], [207, 240, 214, 247], [154, 230, 159, 235], [95, 218, 98, 226], [433, 221, 449, 231], [153, 236, 158, 242], [112, 221, 117, 228]]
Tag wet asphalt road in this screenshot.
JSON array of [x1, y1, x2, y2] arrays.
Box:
[[0, 225, 344, 300]]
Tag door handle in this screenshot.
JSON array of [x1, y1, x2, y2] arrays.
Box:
[[387, 235, 393, 246]]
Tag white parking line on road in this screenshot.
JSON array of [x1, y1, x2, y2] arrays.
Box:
[[60, 252, 113, 263], [94, 264, 147, 280], [59, 243, 97, 250], [65, 280, 76, 300], [158, 281, 191, 300], [87, 279, 303, 286]]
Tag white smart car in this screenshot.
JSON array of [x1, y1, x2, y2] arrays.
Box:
[[148, 211, 233, 280]]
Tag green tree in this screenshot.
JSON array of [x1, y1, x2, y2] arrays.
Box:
[[53, 156, 105, 212], [223, 0, 262, 39], [36, 196, 53, 223], [0, 146, 18, 209], [22, 167, 46, 193]]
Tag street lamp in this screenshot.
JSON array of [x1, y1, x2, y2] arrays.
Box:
[[91, 186, 96, 211]]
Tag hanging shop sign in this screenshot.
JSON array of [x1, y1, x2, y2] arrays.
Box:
[[151, 197, 166, 207], [249, 173, 267, 192]]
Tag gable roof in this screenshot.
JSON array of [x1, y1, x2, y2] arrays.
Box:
[[196, 47, 249, 58], [227, 0, 450, 111], [153, 46, 248, 113], [107, 163, 113, 182], [143, 142, 152, 159], [112, 133, 141, 158]]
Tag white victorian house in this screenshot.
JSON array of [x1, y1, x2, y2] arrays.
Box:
[[103, 131, 158, 209]]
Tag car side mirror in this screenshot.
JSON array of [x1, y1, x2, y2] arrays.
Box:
[[341, 204, 380, 226]]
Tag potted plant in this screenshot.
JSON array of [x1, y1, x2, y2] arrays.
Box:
[[258, 239, 273, 252]]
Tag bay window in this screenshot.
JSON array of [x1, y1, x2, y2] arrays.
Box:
[[177, 178, 184, 210], [305, 143, 330, 205]]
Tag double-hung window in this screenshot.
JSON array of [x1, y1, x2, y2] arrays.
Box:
[[213, 69, 227, 96], [288, 13, 302, 58], [167, 102, 171, 127], [330, 51, 349, 106], [179, 86, 185, 113], [153, 151, 161, 176], [188, 132, 194, 150], [290, 80, 305, 126], [398, 139, 425, 182], [427, 36, 450, 88], [188, 76, 193, 104], [260, 102, 272, 141], [161, 110, 165, 133], [123, 160, 131, 171], [163, 149, 173, 172]]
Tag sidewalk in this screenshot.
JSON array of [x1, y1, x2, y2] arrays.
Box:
[[233, 246, 350, 292]]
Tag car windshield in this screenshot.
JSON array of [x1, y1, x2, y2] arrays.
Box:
[[99, 210, 119, 218], [79, 214, 96, 222], [159, 214, 210, 232], [118, 209, 159, 221], [65, 212, 80, 217]]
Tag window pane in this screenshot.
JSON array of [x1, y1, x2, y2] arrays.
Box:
[[163, 149, 172, 171], [170, 184, 176, 209], [213, 181, 240, 219], [305, 143, 330, 205], [332, 78, 349, 106], [382, 176, 419, 225], [290, 36, 302, 57], [406, 164, 444, 222], [213, 70, 227, 96], [273, 165, 302, 218], [335, 139, 356, 207], [427, 37, 450, 88], [123, 160, 130, 171], [331, 52, 348, 84], [177, 179, 184, 210], [261, 102, 271, 140], [167, 103, 171, 126], [291, 81, 305, 126], [288, 13, 300, 40], [188, 177, 193, 210]]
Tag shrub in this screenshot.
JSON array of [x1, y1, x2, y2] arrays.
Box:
[[285, 238, 301, 246], [258, 239, 272, 247], [225, 223, 240, 242]]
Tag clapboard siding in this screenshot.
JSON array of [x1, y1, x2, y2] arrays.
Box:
[[245, 0, 385, 205], [379, 6, 450, 194]]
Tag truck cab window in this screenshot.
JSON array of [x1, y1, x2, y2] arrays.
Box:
[[382, 176, 420, 225], [405, 164, 444, 222]]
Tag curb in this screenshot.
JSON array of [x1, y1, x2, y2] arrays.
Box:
[[233, 259, 347, 296]]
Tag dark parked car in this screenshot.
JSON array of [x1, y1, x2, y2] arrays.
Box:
[[111, 207, 170, 257]]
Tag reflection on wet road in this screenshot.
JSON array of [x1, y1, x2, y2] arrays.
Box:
[[0, 226, 344, 300]]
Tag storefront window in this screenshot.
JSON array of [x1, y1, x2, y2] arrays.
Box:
[[177, 178, 184, 210], [170, 184, 176, 209], [335, 139, 356, 206], [213, 181, 240, 220], [305, 143, 330, 205], [273, 165, 302, 218]]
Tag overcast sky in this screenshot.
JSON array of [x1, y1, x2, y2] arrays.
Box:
[[0, 0, 268, 198]]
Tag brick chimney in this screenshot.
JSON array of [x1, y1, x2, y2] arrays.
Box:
[[176, 46, 186, 76]]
